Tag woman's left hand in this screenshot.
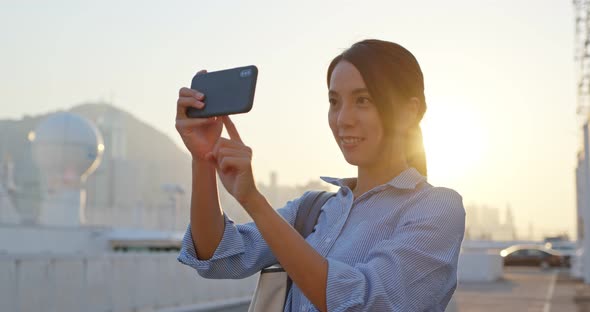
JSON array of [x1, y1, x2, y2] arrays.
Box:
[[206, 116, 259, 207]]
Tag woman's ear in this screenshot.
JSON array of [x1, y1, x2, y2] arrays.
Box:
[[406, 97, 420, 121], [397, 97, 420, 131]]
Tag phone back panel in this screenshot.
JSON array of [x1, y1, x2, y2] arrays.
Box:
[[187, 65, 258, 118]]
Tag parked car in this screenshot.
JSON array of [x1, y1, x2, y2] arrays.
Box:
[[545, 241, 575, 265], [500, 244, 568, 268]]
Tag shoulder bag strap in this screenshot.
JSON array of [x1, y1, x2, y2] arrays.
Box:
[[284, 190, 336, 307]]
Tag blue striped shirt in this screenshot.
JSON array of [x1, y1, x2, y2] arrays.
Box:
[[177, 167, 466, 311]]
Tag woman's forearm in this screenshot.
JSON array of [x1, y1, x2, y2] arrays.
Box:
[[242, 193, 329, 312], [190, 158, 225, 260]]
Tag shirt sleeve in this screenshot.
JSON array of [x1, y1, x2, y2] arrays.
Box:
[[324, 187, 466, 312], [176, 192, 307, 279]]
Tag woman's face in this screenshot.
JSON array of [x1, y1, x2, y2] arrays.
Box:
[[328, 60, 389, 167]]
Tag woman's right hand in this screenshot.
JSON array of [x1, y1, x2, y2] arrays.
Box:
[[175, 70, 223, 160]]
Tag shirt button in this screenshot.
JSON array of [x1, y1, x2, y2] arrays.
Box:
[[325, 238, 332, 243]]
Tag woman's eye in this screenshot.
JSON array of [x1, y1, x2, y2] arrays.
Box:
[[329, 98, 338, 106], [357, 97, 372, 106]]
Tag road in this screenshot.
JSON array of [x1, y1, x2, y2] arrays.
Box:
[[449, 266, 577, 312]]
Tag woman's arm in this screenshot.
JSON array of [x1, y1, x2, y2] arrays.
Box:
[[293, 188, 463, 312], [190, 158, 225, 260], [174, 80, 227, 260], [178, 191, 304, 279]]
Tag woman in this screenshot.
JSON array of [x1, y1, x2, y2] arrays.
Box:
[[176, 39, 465, 312]]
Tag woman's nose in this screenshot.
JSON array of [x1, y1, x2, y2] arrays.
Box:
[[337, 104, 356, 128]]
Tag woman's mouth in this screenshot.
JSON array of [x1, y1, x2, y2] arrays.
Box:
[[340, 136, 365, 148]]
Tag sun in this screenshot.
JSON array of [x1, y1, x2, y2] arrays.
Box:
[[420, 103, 487, 184]]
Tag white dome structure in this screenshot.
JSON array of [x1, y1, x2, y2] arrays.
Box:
[[31, 112, 104, 226]]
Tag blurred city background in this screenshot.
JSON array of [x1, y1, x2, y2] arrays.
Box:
[[1, 0, 589, 311]]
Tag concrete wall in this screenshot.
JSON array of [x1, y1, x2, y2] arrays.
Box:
[[582, 123, 590, 284], [0, 224, 110, 254], [0, 252, 257, 312], [458, 251, 503, 282]]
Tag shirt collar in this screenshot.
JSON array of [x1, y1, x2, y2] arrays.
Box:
[[320, 167, 426, 190]]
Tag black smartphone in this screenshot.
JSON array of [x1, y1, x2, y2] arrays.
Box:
[[186, 65, 258, 118]]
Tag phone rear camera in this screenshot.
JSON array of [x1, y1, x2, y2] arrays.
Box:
[[240, 69, 252, 78]]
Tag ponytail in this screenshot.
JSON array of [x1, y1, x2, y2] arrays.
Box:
[[406, 125, 427, 177]]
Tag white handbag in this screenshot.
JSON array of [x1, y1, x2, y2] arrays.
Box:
[[247, 191, 335, 312], [248, 265, 288, 312]]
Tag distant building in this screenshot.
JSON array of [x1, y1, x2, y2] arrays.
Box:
[[465, 203, 517, 241], [257, 171, 333, 214], [577, 150, 586, 243], [83, 108, 145, 228], [0, 154, 19, 223], [577, 122, 590, 283]]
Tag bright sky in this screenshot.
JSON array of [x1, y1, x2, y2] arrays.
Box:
[[0, 0, 578, 239]]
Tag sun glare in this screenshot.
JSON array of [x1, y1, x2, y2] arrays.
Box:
[[421, 103, 487, 183]]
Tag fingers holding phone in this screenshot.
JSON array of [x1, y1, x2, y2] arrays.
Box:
[[176, 69, 207, 119], [175, 70, 224, 160], [176, 87, 204, 118]]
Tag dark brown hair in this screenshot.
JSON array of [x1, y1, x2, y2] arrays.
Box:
[[326, 39, 428, 177]]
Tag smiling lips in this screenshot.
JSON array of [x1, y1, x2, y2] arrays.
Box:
[[340, 136, 365, 147]]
